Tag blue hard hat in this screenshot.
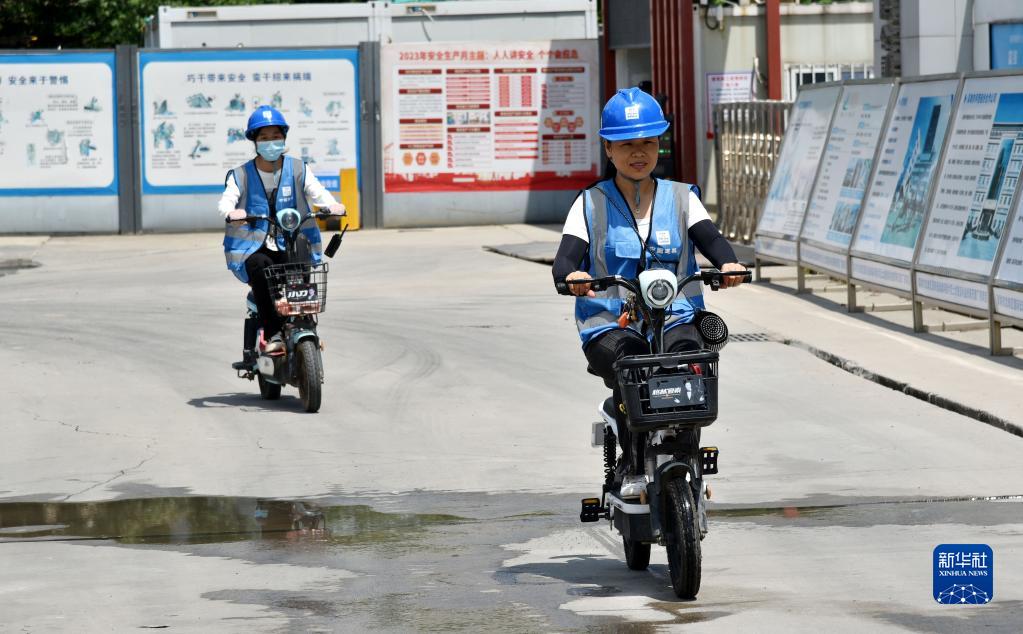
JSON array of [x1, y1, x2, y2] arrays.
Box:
[[245, 105, 289, 140], [599, 87, 669, 141]]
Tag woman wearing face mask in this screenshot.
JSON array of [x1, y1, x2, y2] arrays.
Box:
[[552, 87, 747, 476], [219, 105, 344, 355]]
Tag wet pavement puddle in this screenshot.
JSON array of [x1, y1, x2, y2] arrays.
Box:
[[707, 494, 1023, 528], [4, 494, 1019, 545], [0, 496, 465, 545]]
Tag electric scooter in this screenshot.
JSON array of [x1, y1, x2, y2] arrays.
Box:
[[565, 268, 750, 599], [229, 208, 346, 413]]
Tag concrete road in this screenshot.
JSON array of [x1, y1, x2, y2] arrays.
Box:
[[1, 226, 1021, 632]]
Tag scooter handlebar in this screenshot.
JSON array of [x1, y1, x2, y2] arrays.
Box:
[[560, 270, 751, 295], [696, 268, 753, 291], [225, 211, 339, 224], [561, 275, 633, 295]]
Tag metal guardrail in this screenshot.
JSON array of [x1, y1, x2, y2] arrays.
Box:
[[712, 100, 789, 244]]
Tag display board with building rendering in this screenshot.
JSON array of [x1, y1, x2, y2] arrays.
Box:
[[798, 79, 896, 277], [849, 76, 962, 295], [913, 74, 1023, 316], [754, 83, 842, 264]]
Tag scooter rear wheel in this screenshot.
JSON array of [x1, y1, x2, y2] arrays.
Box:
[[623, 536, 651, 571], [664, 476, 701, 599], [258, 374, 281, 400]]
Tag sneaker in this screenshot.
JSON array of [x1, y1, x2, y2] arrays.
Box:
[[620, 475, 648, 499], [265, 333, 285, 354]]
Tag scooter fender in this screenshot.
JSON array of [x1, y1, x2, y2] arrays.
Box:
[[647, 460, 698, 543], [597, 401, 619, 439], [289, 329, 318, 348]]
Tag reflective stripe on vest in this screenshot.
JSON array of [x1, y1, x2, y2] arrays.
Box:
[[222, 156, 322, 283], [574, 178, 705, 346]]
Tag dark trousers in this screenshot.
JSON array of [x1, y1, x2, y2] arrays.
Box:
[[584, 325, 703, 471], [245, 245, 287, 339]]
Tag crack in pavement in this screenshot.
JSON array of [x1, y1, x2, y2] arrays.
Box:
[[40, 414, 153, 441], [254, 437, 332, 455], [61, 452, 157, 502]]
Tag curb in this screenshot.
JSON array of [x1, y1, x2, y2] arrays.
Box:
[[784, 338, 1023, 439], [482, 243, 555, 265]]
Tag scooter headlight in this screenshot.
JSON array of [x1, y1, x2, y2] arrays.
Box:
[[647, 279, 673, 307], [638, 269, 678, 310], [276, 208, 302, 232]]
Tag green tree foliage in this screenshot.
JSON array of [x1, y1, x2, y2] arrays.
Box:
[[0, 0, 358, 49]]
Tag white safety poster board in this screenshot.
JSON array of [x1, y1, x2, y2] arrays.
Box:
[[917, 76, 1023, 279], [993, 186, 1023, 320], [380, 40, 600, 193], [0, 52, 117, 196], [705, 71, 753, 136], [801, 82, 894, 257], [756, 85, 841, 246], [852, 79, 959, 268], [993, 286, 1023, 320], [139, 49, 359, 194]]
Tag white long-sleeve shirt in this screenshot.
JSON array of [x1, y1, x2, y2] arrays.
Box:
[[218, 162, 338, 251], [217, 164, 338, 218]]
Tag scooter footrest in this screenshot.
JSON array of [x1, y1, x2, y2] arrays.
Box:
[[701, 446, 719, 475], [580, 497, 602, 523]]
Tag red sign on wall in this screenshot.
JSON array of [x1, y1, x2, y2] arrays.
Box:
[[381, 41, 599, 192]]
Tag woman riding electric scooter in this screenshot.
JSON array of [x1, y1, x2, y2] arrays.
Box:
[[219, 105, 344, 363], [552, 87, 747, 484]]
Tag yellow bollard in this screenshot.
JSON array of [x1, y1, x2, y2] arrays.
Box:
[[339, 168, 360, 230], [318, 168, 360, 231]]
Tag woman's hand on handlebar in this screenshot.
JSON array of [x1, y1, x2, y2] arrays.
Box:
[[326, 203, 346, 216], [565, 271, 596, 297], [720, 262, 748, 288], [227, 208, 247, 222]]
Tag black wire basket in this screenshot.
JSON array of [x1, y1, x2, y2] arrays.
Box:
[[263, 262, 329, 316], [614, 350, 719, 432]]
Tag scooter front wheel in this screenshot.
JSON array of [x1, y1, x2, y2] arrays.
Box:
[[296, 339, 323, 413], [664, 476, 702, 599], [623, 536, 651, 571]]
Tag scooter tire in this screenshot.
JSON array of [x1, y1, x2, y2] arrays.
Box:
[[296, 339, 322, 413], [258, 374, 281, 400], [664, 476, 702, 599], [623, 536, 651, 571]]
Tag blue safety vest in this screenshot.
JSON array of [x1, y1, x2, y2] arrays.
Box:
[[222, 156, 322, 283], [575, 178, 705, 346]]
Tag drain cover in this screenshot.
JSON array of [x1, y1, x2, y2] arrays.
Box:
[[730, 332, 772, 343]]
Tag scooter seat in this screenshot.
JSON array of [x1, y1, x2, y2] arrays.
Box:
[[602, 397, 616, 421], [586, 363, 599, 377]]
